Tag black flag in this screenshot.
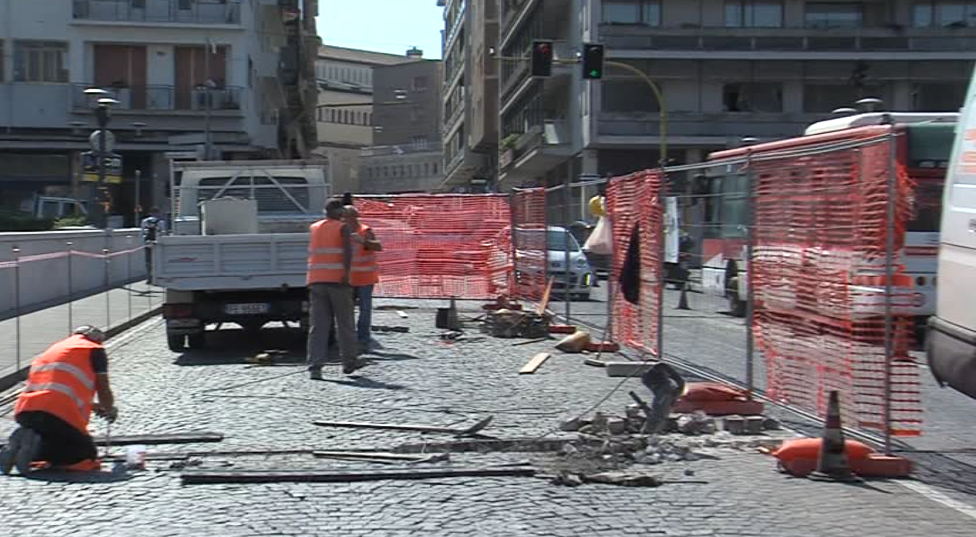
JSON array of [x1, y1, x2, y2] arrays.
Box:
[[619, 223, 641, 305]]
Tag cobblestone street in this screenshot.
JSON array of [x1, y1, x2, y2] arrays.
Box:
[[2, 304, 975, 536]]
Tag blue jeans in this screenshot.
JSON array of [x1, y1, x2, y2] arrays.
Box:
[[356, 285, 374, 344]]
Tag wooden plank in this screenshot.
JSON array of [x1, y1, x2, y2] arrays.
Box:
[[181, 466, 536, 484], [537, 277, 555, 315], [312, 416, 493, 437], [519, 352, 552, 375], [313, 451, 429, 461]]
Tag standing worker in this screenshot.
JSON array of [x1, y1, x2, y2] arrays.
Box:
[[306, 199, 365, 380], [141, 207, 166, 282], [343, 205, 382, 353], [0, 326, 118, 476]]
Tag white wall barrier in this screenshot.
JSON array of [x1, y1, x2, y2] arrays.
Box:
[[0, 229, 148, 316]]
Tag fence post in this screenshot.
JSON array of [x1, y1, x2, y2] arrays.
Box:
[[509, 191, 519, 302], [563, 174, 572, 323], [126, 236, 133, 321], [883, 132, 898, 455], [656, 171, 666, 360], [745, 151, 757, 398], [12, 246, 21, 375], [104, 247, 111, 329], [67, 242, 73, 332]]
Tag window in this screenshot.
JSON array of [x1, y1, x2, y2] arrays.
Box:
[[601, 80, 661, 112], [725, 1, 783, 27], [412, 135, 429, 149], [723, 83, 783, 112], [913, 2, 976, 27], [913, 82, 967, 111], [412, 76, 428, 91], [602, 1, 661, 25], [805, 3, 863, 28], [14, 41, 68, 83], [803, 84, 884, 113]]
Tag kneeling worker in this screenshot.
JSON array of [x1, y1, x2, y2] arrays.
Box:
[[1, 326, 118, 476]]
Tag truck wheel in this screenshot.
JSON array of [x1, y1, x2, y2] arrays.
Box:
[[167, 334, 186, 352], [187, 333, 207, 350]]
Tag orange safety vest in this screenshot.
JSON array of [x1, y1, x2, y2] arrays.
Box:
[[15, 334, 101, 434], [351, 223, 380, 287], [307, 218, 348, 285]]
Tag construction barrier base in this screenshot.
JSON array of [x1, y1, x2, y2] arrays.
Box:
[[548, 324, 576, 334], [778, 454, 912, 478], [672, 399, 765, 416], [586, 342, 620, 353]]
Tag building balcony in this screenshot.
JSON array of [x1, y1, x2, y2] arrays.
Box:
[[595, 111, 827, 145], [599, 24, 976, 58], [70, 84, 244, 115], [72, 0, 243, 25], [499, 119, 574, 180]]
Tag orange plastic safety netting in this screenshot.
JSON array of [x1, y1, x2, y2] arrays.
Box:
[[356, 194, 512, 300], [751, 135, 923, 436], [510, 188, 548, 303], [606, 170, 664, 356]]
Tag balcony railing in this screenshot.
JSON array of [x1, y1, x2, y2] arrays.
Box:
[[599, 24, 976, 53], [70, 84, 244, 112], [73, 0, 243, 25], [597, 112, 824, 139]]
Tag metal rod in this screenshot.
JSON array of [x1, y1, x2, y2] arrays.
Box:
[[13, 247, 21, 374], [563, 169, 572, 322], [883, 132, 897, 455], [204, 38, 213, 161], [655, 173, 666, 360], [67, 242, 73, 332], [134, 169, 142, 227], [104, 247, 111, 329], [127, 237, 133, 321], [744, 151, 756, 398]]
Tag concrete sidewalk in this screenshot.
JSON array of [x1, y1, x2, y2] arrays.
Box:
[[0, 281, 163, 387]]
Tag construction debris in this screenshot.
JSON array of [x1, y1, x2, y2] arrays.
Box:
[[555, 330, 591, 353], [519, 352, 552, 374], [312, 416, 494, 438], [484, 309, 551, 339], [396, 310, 409, 319]]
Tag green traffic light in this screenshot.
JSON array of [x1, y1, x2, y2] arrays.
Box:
[[589, 70, 600, 77]]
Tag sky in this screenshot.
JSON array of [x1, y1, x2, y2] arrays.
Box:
[[316, 1, 445, 60]]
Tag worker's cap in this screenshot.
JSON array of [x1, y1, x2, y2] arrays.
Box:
[[73, 325, 106, 344]]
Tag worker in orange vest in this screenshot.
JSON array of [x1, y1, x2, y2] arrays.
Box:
[[306, 199, 366, 380], [343, 205, 382, 352], [1, 326, 118, 476]]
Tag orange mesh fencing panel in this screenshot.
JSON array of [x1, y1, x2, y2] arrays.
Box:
[[511, 188, 548, 302], [751, 137, 922, 437], [606, 170, 664, 356], [356, 195, 512, 300]]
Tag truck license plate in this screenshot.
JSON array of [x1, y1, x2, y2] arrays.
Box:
[[225, 303, 271, 315]]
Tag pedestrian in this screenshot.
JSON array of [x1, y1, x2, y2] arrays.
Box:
[[1, 326, 118, 476], [306, 198, 365, 380], [141, 207, 166, 282], [343, 205, 382, 353]]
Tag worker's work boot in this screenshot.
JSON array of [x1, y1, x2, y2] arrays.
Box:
[[0, 428, 23, 475], [14, 428, 42, 476]]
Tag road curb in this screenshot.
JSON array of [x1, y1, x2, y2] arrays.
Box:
[[0, 305, 162, 394]]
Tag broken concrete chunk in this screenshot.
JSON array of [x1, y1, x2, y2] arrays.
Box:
[[607, 418, 627, 435], [625, 404, 643, 420], [762, 417, 781, 431], [559, 417, 583, 432], [722, 415, 746, 435], [745, 416, 765, 435], [626, 416, 646, 434], [583, 471, 663, 488], [551, 472, 584, 487]]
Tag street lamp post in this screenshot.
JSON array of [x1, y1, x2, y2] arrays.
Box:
[[83, 88, 119, 228]]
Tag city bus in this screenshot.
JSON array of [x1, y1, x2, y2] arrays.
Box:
[[698, 112, 956, 325]]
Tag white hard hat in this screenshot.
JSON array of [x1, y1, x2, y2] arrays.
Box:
[[73, 325, 106, 344]]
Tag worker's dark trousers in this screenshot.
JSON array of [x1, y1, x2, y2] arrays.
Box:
[[14, 411, 98, 466], [144, 245, 154, 282]]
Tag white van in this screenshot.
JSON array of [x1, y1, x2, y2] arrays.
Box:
[[927, 70, 976, 400]]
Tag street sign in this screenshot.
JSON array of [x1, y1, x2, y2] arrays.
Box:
[[81, 151, 124, 184], [89, 130, 116, 153]]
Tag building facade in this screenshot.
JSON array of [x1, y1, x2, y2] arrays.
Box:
[[314, 45, 412, 195], [439, 0, 501, 193], [0, 0, 318, 224], [360, 54, 444, 193], [497, 0, 976, 196]]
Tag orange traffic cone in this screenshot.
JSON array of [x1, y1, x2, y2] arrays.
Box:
[[809, 390, 861, 482]]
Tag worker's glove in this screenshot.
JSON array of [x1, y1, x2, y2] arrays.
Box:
[[95, 405, 119, 423]]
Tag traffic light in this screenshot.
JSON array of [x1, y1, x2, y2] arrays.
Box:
[[581, 43, 604, 79], [531, 40, 553, 77]]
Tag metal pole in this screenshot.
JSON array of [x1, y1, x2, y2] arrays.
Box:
[[13, 247, 21, 374], [94, 105, 109, 228], [67, 241, 73, 332], [134, 169, 142, 227], [127, 236, 133, 321], [204, 38, 213, 161], [655, 172, 666, 360], [744, 151, 757, 399], [883, 133, 897, 456], [104, 247, 111, 329], [169, 159, 177, 232], [563, 171, 572, 322]]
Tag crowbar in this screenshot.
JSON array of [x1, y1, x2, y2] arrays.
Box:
[[312, 416, 493, 438]]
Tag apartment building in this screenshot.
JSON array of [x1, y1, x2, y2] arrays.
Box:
[[0, 0, 318, 223], [359, 55, 444, 193], [314, 45, 412, 195], [497, 0, 976, 192], [439, 0, 501, 193]]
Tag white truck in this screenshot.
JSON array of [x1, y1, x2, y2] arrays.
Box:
[[154, 160, 330, 351]]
